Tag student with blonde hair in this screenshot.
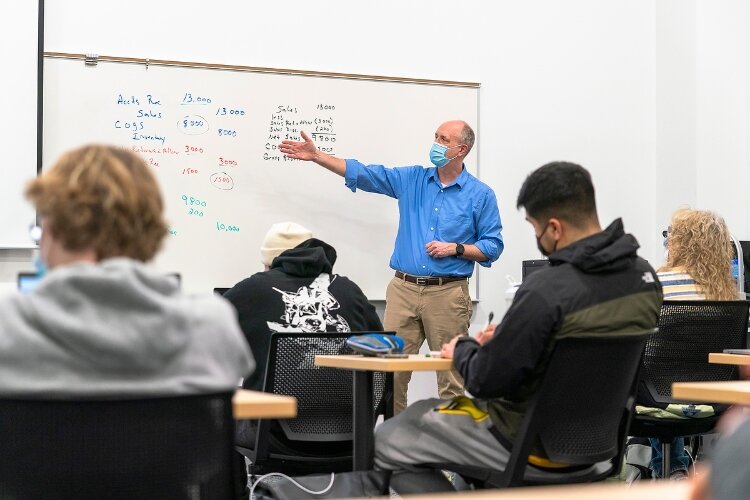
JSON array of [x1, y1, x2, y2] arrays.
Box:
[[646, 208, 738, 480], [659, 208, 738, 301], [0, 144, 253, 396]]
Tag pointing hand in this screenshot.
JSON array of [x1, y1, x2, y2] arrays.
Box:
[[279, 130, 317, 161]]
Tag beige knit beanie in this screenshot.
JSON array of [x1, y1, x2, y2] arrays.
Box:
[[260, 222, 313, 266]]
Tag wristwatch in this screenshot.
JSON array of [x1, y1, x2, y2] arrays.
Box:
[[455, 243, 465, 256]]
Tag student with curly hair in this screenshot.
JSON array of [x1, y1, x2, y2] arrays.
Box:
[[648, 208, 739, 480], [659, 209, 738, 301]]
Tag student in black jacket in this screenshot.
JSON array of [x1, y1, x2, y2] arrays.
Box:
[[224, 222, 382, 454]]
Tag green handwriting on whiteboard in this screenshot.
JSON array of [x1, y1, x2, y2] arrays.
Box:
[[216, 222, 240, 233]]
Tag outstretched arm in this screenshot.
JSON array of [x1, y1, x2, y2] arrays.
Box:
[[279, 131, 346, 177]]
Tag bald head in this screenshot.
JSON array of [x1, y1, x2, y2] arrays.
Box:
[[436, 120, 475, 155]]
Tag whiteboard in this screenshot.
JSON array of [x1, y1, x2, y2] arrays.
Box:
[[43, 55, 480, 297], [0, 1, 37, 248]]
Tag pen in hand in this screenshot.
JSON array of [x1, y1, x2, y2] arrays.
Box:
[[484, 311, 495, 330], [476, 311, 495, 345]]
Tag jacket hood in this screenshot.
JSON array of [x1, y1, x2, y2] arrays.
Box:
[[22, 258, 192, 374], [549, 218, 640, 273], [272, 238, 337, 277]]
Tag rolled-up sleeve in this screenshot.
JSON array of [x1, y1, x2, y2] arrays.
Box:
[[344, 159, 405, 198], [344, 159, 364, 192], [473, 190, 504, 266]]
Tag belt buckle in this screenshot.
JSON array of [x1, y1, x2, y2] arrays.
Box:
[[415, 277, 428, 286]]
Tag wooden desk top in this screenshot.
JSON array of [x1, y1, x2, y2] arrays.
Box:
[[403, 480, 690, 500], [315, 354, 453, 372], [232, 389, 297, 419], [672, 380, 750, 405], [709, 352, 750, 365]]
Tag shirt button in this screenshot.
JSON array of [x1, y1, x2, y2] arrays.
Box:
[[430, 227, 434, 231], [440, 190, 443, 193], [434, 208, 438, 211], [422, 266, 426, 269]]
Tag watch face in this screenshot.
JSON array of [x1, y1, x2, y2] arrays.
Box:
[[456, 243, 465, 255]]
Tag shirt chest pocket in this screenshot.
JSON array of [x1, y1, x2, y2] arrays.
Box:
[[437, 213, 475, 243]]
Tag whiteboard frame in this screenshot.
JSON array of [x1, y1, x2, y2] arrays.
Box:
[[43, 52, 480, 88]]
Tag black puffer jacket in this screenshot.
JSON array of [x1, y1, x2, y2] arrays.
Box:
[[454, 219, 663, 451]]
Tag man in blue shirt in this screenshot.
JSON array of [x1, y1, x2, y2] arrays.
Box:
[[279, 120, 503, 413]]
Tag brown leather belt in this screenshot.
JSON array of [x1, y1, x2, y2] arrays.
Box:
[[395, 271, 468, 286]]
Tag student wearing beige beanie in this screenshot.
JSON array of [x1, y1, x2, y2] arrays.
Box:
[[224, 221, 382, 484], [260, 222, 313, 269]]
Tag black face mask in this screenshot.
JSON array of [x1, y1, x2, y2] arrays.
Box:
[[535, 221, 557, 257]]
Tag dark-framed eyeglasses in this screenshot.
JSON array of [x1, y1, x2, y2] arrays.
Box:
[[661, 226, 672, 238]]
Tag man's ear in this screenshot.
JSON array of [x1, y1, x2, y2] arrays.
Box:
[[548, 218, 564, 239]]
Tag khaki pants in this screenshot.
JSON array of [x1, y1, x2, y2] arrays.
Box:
[[383, 276, 473, 414]]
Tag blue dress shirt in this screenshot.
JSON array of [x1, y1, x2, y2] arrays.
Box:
[[344, 159, 503, 277]]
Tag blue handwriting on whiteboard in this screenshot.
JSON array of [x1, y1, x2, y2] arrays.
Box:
[[117, 94, 140, 105], [218, 128, 237, 137], [178, 115, 210, 135], [215, 107, 246, 116], [137, 109, 163, 119], [181, 93, 212, 105], [115, 120, 144, 130]]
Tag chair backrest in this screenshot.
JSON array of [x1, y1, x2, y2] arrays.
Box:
[[500, 332, 651, 486], [264, 332, 387, 442], [639, 300, 750, 405], [0, 392, 237, 500]]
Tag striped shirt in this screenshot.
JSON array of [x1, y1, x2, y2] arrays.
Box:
[[657, 270, 706, 300]]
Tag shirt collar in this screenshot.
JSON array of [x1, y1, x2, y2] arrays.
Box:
[[429, 164, 469, 189]]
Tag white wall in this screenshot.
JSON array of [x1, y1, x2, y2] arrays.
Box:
[[694, 0, 749, 238], [0, 1, 37, 249], [655, 0, 697, 230], [0, 1, 38, 293], [653, 0, 749, 242], [2, 0, 747, 402]]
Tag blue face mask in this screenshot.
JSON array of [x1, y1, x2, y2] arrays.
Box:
[[429, 143, 462, 168], [32, 250, 48, 278]]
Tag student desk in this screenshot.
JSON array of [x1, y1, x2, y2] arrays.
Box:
[[708, 352, 750, 365], [403, 480, 690, 500], [232, 389, 297, 419], [671, 353, 750, 405], [314, 354, 452, 470], [672, 380, 750, 405]]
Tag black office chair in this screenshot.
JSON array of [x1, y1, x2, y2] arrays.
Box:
[[0, 392, 238, 500], [420, 332, 652, 489], [629, 300, 750, 478], [237, 332, 390, 476]]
